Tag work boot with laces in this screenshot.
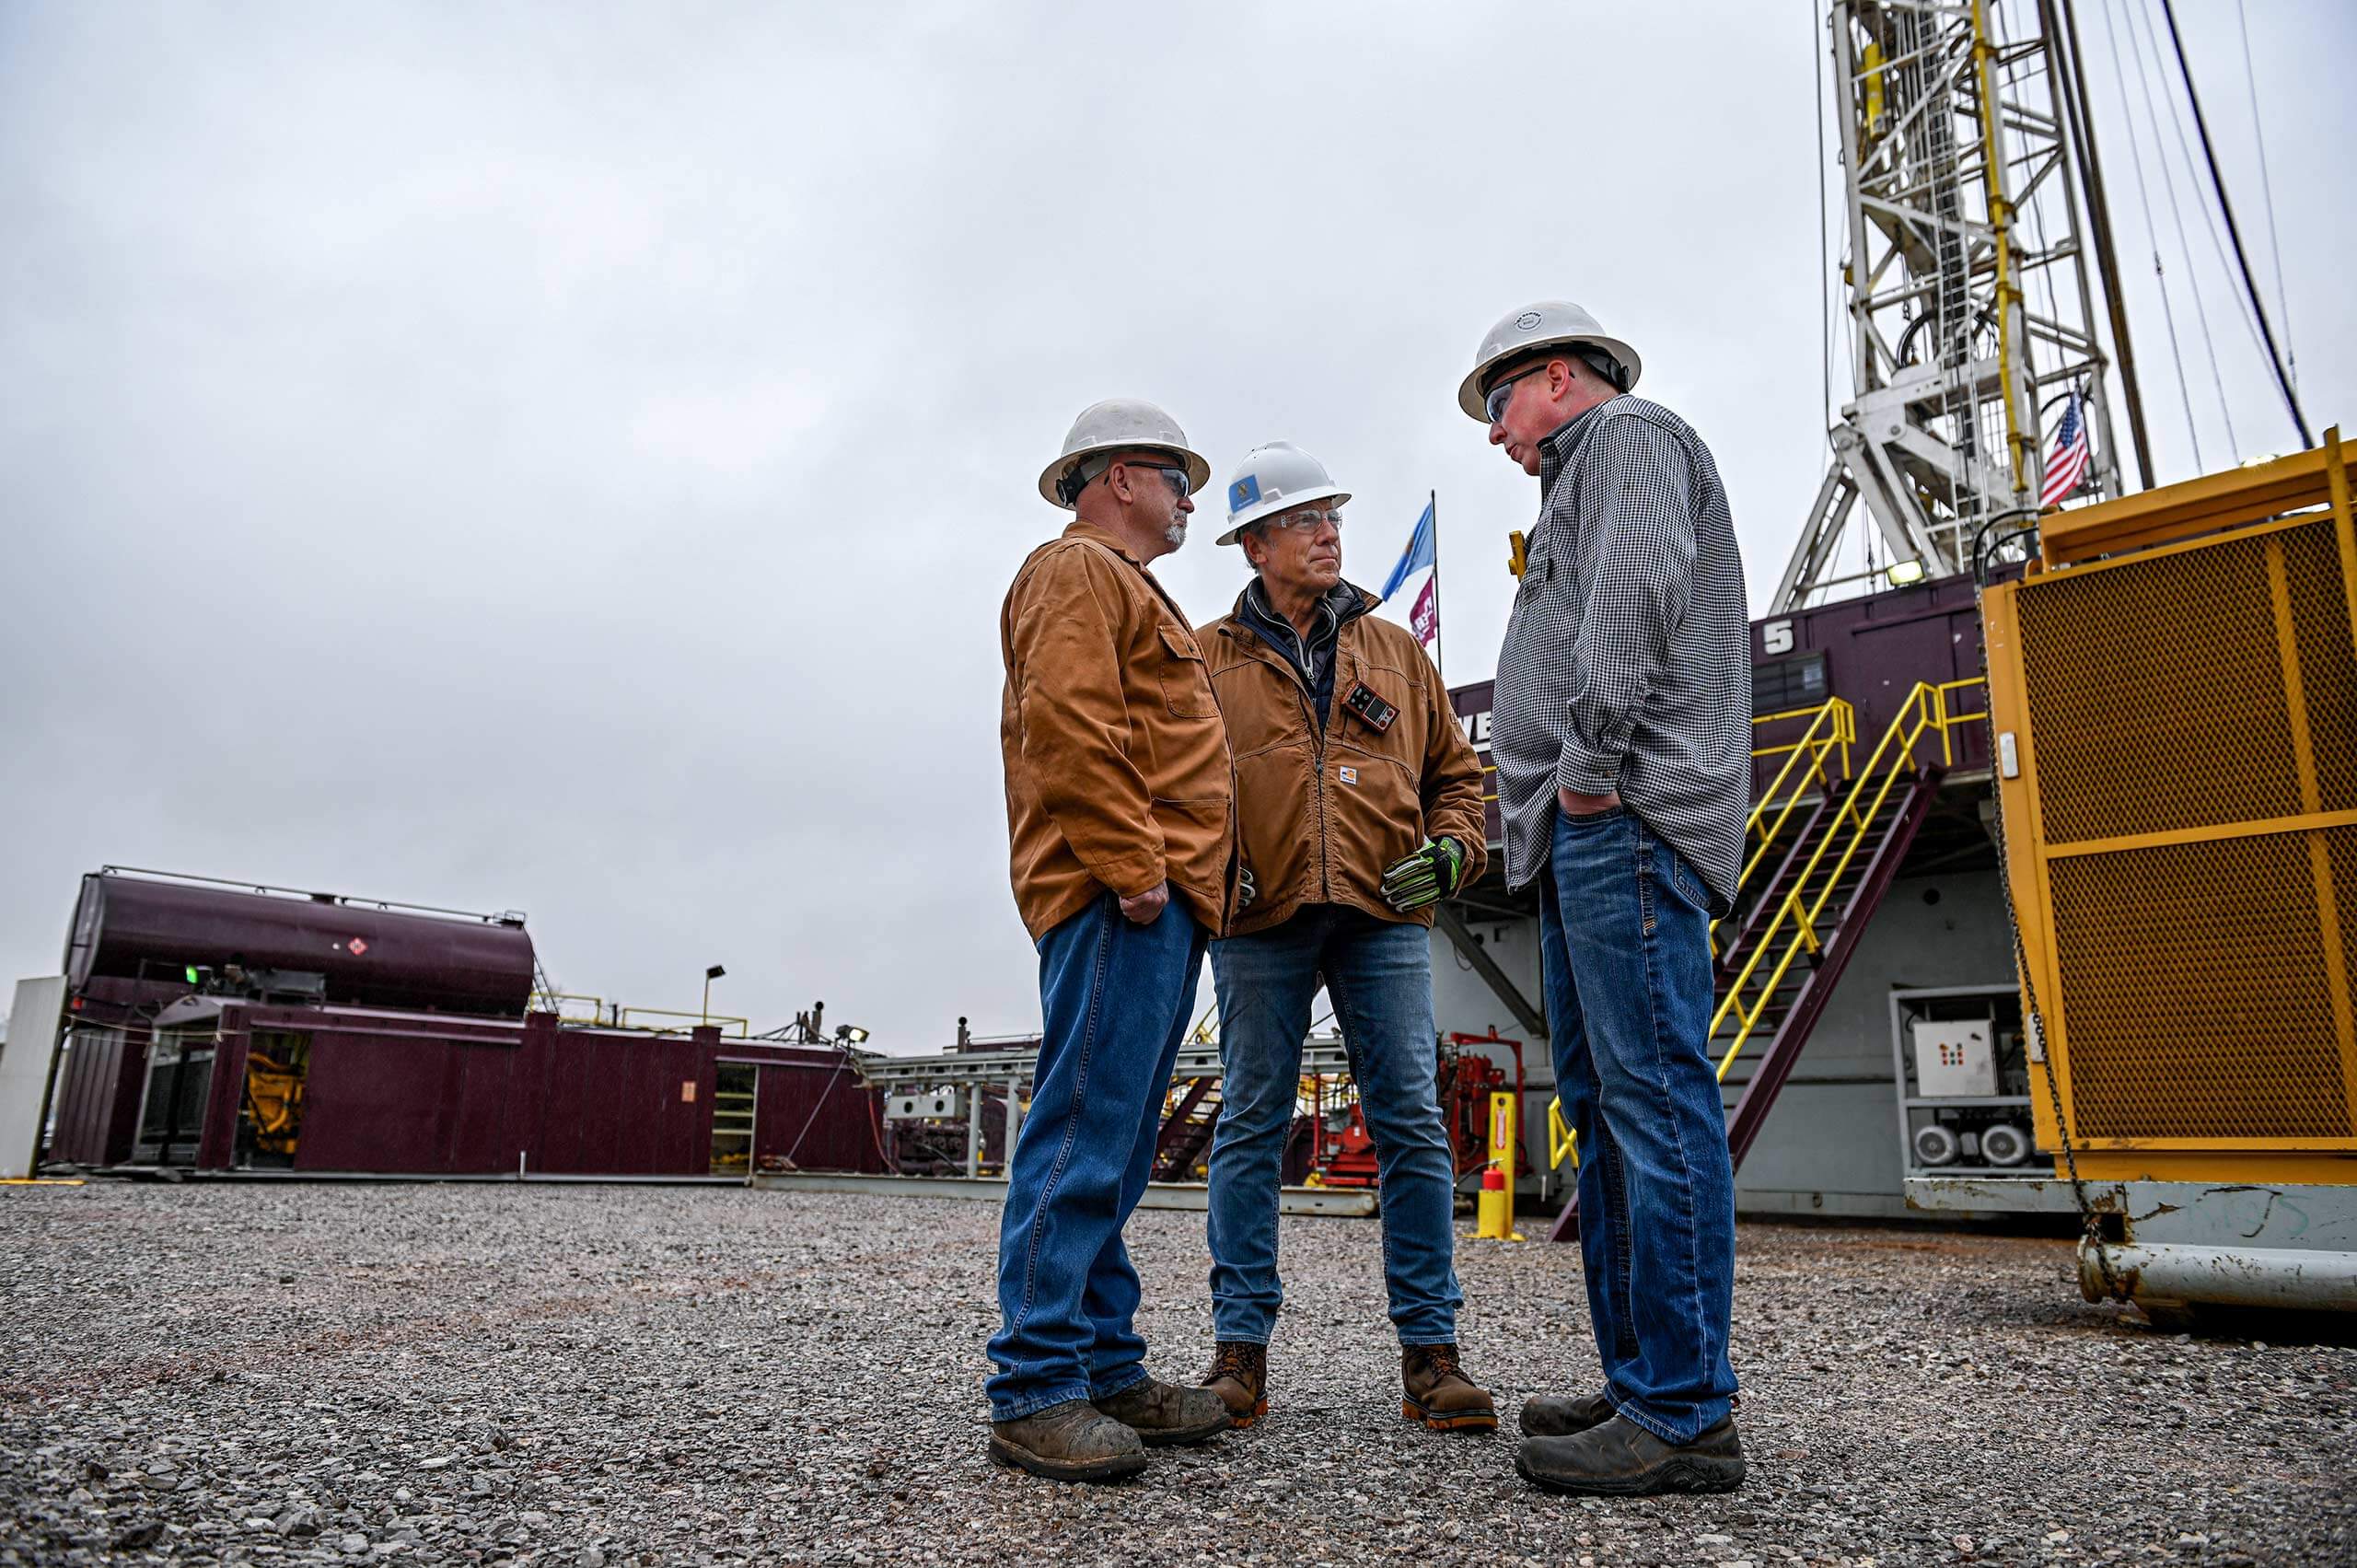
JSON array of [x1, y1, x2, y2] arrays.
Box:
[[1400, 1343, 1497, 1433], [1201, 1341, 1269, 1428], [1094, 1377, 1232, 1446], [987, 1399, 1147, 1483]]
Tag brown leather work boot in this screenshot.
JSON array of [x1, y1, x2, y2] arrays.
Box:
[[987, 1399, 1147, 1483], [1516, 1412, 1747, 1496], [1519, 1388, 1617, 1437], [1400, 1343, 1497, 1433], [1094, 1377, 1232, 1446], [1202, 1341, 1269, 1428]]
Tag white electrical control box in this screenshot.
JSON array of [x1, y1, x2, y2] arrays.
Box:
[[885, 1089, 965, 1121], [1910, 1020, 1998, 1098]]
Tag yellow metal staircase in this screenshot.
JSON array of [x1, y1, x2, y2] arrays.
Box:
[[1550, 680, 1984, 1241]]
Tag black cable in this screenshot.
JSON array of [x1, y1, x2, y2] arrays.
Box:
[[1972, 508, 2043, 587], [2154, 0, 2312, 450]]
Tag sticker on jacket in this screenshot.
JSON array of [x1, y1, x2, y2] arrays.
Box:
[[1338, 765, 1359, 785]]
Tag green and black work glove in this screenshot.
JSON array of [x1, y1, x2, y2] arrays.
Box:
[[1380, 836, 1466, 912]]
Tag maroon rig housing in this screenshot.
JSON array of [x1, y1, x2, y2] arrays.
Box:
[[42, 869, 885, 1179]]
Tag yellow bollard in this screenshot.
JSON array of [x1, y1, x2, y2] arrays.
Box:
[[1474, 1091, 1523, 1240]]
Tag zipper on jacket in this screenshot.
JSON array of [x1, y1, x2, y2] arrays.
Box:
[[1227, 624, 1333, 905]]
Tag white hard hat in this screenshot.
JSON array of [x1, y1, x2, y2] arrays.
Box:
[[1457, 301, 1643, 421], [1215, 442, 1352, 547], [1037, 398, 1213, 509]]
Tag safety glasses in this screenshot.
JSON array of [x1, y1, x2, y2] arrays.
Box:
[[1267, 506, 1344, 532], [1483, 364, 1547, 425], [1122, 460, 1193, 498]]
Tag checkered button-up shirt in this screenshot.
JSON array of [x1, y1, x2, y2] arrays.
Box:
[[1490, 396, 1751, 911]]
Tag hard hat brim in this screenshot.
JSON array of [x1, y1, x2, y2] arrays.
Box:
[[1037, 443, 1215, 510], [1457, 332, 1643, 421], [1214, 486, 1352, 548]]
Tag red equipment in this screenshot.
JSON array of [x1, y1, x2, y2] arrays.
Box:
[[1302, 1029, 1529, 1191]]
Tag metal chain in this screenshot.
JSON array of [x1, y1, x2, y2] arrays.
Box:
[[1974, 586, 2124, 1300]]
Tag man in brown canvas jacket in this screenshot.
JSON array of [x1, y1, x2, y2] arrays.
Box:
[[985, 399, 1238, 1483], [1190, 440, 1499, 1435]]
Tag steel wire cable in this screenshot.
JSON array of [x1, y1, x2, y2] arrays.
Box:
[[2134, 0, 2266, 379], [1812, 1, 1860, 586], [1972, 587, 2123, 1302], [2117, 0, 2238, 458], [2232, 0, 2295, 394], [1814, 0, 1832, 444], [2095, 0, 2202, 470], [2156, 0, 2310, 447]]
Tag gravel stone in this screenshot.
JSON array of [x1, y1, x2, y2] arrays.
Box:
[[3, 1182, 2352, 1564]]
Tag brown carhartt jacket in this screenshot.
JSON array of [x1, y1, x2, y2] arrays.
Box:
[[1202, 585, 1488, 938], [1000, 521, 1237, 942]]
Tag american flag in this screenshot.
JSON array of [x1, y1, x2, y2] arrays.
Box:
[[2041, 391, 2092, 507]]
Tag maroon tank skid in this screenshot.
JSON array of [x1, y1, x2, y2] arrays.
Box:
[[65, 872, 536, 1016]]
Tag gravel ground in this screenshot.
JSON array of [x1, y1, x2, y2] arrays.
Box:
[[3, 1182, 2352, 1567]]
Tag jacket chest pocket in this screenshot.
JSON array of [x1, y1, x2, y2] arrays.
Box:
[[1335, 665, 1419, 767], [1157, 625, 1218, 718]]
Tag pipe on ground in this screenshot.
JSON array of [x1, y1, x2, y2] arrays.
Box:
[[2082, 1241, 2357, 1314]]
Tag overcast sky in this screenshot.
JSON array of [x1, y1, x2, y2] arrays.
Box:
[[5, 1, 2350, 1051]]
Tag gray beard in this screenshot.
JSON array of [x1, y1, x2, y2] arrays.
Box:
[[1163, 517, 1189, 549]]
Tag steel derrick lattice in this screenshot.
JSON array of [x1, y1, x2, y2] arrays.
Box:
[[1776, 0, 2124, 612]]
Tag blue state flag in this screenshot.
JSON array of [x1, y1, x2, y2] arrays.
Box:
[[1378, 499, 1436, 602]]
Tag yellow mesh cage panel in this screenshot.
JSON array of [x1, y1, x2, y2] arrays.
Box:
[[2285, 526, 2357, 814], [2009, 510, 2357, 1153], [2047, 830, 2353, 1140], [2016, 530, 2305, 844]]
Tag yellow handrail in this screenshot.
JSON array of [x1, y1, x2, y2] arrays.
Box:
[[617, 1005, 750, 1038], [1728, 698, 1855, 930], [1561, 691, 1859, 1159], [1710, 678, 1986, 1086], [531, 991, 607, 1024], [528, 993, 752, 1038]]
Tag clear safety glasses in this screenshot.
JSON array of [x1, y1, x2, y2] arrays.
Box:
[[1268, 506, 1344, 532]]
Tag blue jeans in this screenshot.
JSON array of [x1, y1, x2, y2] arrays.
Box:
[[1538, 806, 1739, 1444], [1205, 905, 1463, 1346], [987, 892, 1206, 1422]]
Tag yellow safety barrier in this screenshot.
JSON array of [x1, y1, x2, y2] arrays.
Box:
[[1548, 1096, 1577, 1171]]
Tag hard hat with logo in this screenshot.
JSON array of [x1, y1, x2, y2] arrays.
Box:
[[1037, 399, 1213, 510], [1457, 301, 1643, 421], [1215, 441, 1352, 547]]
